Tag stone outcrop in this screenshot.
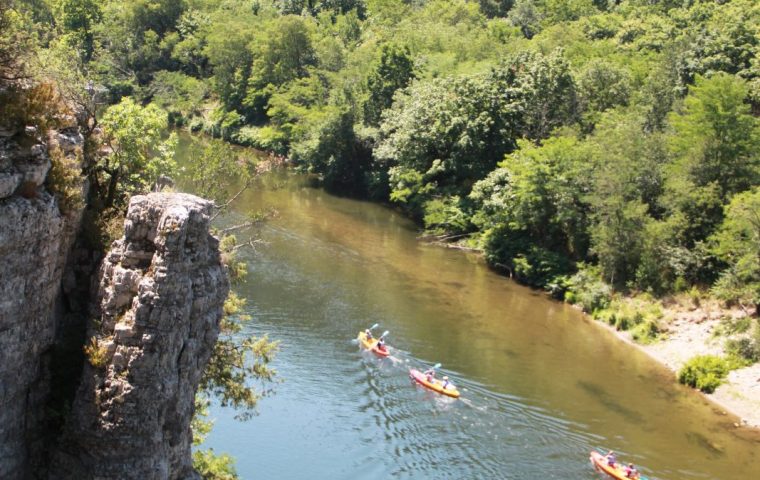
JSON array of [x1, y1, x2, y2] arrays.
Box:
[[53, 193, 229, 479], [0, 127, 84, 479]]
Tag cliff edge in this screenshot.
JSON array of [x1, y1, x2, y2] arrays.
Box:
[[53, 193, 229, 479], [0, 125, 84, 478]]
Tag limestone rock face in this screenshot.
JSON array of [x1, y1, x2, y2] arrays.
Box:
[[0, 129, 83, 479], [54, 193, 229, 479]]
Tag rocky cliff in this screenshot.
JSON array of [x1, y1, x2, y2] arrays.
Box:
[[53, 193, 229, 479], [1, 116, 228, 478], [0, 125, 84, 478]]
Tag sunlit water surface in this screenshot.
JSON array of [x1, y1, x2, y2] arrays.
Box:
[[177, 137, 760, 479]]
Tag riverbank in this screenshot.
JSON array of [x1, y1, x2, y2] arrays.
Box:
[[601, 300, 760, 429], [428, 236, 760, 430]]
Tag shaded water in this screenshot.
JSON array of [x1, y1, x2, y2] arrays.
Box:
[[178, 138, 760, 479]]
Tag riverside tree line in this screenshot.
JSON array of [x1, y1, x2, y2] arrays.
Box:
[[19, 0, 759, 331]]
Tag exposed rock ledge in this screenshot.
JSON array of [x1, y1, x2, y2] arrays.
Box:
[[53, 193, 229, 479]]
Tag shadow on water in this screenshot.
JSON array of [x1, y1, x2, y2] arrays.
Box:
[[577, 380, 645, 424], [684, 431, 726, 458]]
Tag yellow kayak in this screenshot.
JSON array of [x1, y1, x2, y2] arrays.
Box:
[[409, 368, 460, 398], [357, 331, 390, 357]]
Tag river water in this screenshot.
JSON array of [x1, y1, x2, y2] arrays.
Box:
[[178, 138, 760, 479]]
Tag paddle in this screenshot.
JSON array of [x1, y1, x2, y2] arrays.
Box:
[[368, 323, 379, 331], [426, 362, 441, 372], [379, 330, 389, 340]]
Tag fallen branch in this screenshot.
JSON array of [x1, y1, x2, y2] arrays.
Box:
[[230, 238, 267, 252]]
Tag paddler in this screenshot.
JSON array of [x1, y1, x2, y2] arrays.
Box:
[[423, 367, 436, 383], [441, 376, 453, 390], [364, 328, 373, 340], [605, 451, 617, 467]]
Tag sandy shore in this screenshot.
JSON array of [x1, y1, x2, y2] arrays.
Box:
[[592, 300, 760, 429]]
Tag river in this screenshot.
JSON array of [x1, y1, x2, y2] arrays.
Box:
[[177, 136, 760, 479]]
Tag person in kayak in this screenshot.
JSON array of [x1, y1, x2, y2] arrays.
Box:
[[423, 368, 436, 383], [441, 376, 453, 390], [624, 463, 639, 479], [364, 328, 373, 340], [377, 337, 386, 351], [605, 451, 617, 467]]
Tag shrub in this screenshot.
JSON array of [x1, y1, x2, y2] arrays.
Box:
[[46, 142, 84, 215], [725, 338, 758, 363], [83, 336, 109, 369], [631, 319, 660, 344], [565, 265, 612, 313], [677, 355, 730, 393]]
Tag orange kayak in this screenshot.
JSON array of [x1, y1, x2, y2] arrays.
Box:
[[409, 368, 460, 398], [357, 331, 390, 357], [590, 451, 644, 480]]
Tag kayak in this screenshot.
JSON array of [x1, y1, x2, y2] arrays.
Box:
[[357, 331, 390, 357], [409, 368, 460, 398], [589, 451, 643, 480]]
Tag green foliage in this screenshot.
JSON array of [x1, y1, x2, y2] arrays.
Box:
[[577, 58, 631, 113], [0, 0, 35, 80], [55, 0, 102, 61], [565, 264, 611, 313], [23, 0, 760, 342], [83, 336, 109, 368], [149, 70, 207, 124], [377, 67, 520, 213], [711, 188, 760, 313], [46, 139, 85, 215], [423, 195, 471, 235], [677, 355, 734, 393], [192, 449, 238, 480], [94, 97, 176, 209], [245, 15, 317, 119], [668, 74, 760, 205], [506, 49, 578, 140], [508, 0, 542, 39], [363, 43, 415, 126]]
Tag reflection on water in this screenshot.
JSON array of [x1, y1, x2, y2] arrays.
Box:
[[176, 136, 760, 479]]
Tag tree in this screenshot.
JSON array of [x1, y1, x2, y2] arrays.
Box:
[[205, 23, 254, 114], [666, 73, 760, 247], [578, 58, 631, 114], [508, 0, 542, 39], [377, 73, 519, 215], [478, 0, 512, 18], [92, 97, 176, 210], [362, 44, 415, 126], [669, 73, 760, 200], [0, 0, 34, 80], [495, 49, 578, 140], [469, 136, 592, 285], [55, 0, 102, 61], [244, 15, 317, 119], [712, 188, 760, 314]]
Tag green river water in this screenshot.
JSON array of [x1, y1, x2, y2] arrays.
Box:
[[177, 136, 760, 479]]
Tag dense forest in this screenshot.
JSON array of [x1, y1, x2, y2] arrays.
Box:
[[7, 0, 759, 335]]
